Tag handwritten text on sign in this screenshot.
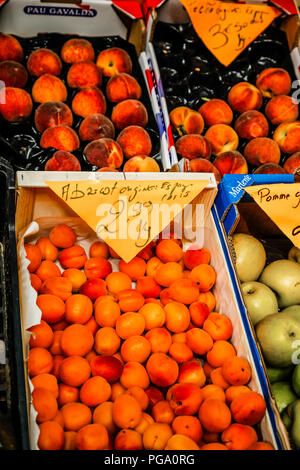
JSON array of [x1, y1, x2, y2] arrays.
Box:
[[46, 179, 209, 263], [244, 184, 300, 249], [179, 0, 281, 66]]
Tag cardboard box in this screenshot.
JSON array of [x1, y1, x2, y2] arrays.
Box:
[[214, 172, 298, 449], [13, 169, 289, 449]]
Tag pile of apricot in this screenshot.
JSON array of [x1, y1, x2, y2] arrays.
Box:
[[0, 33, 160, 172], [24, 223, 274, 450], [170, 67, 300, 178]]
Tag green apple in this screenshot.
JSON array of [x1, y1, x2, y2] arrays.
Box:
[[281, 305, 300, 322], [256, 312, 300, 367], [289, 246, 300, 264], [260, 259, 300, 308], [289, 399, 300, 448], [241, 281, 278, 326], [267, 365, 294, 384], [232, 233, 266, 282], [292, 363, 300, 397], [271, 381, 298, 413]]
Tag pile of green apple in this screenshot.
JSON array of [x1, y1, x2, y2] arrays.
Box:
[[233, 233, 300, 448]]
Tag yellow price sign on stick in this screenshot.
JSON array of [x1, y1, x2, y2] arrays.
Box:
[[179, 0, 281, 66], [244, 183, 300, 250], [46, 178, 209, 263]]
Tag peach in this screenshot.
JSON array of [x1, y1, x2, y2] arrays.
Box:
[[198, 98, 233, 126], [175, 134, 211, 160], [0, 87, 32, 122], [188, 158, 222, 182], [204, 124, 239, 156], [79, 113, 115, 141], [96, 47, 132, 77], [0, 60, 28, 88], [117, 125, 152, 159], [283, 152, 300, 174], [123, 155, 160, 172], [265, 95, 298, 125], [90, 355, 123, 383], [84, 257, 112, 279], [106, 73, 141, 103], [273, 121, 300, 154], [67, 60, 102, 89], [167, 383, 203, 415], [80, 278, 107, 301], [146, 352, 179, 387], [61, 38, 95, 64], [84, 138, 123, 169], [34, 101, 73, 133], [111, 99, 148, 129], [213, 151, 248, 176], [169, 106, 204, 136], [221, 423, 258, 450], [234, 110, 269, 140], [44, 150, 81, 171], [228, 82, 263, 113], [32, 74, 67, 103], [254, 163, 286, 174], [256, 67, 292, 98], [27, 48, 62, 77], [40, 277, 72, 301], [59, 245, 87, 269], [40, 125, 80, 152], [244, 137, 281, 166], [0, 33, 23, 62], [114, 429, 143, 450], [178, 359, 206, 387], [72, 87, 106, 118]]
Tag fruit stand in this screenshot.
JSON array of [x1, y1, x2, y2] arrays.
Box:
[[0, 0, 300, 454]]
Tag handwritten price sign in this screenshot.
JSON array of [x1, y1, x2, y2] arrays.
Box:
[[46, 179, 209, 262], [179, 0, 281, 66], [244, 183, 300, 250]]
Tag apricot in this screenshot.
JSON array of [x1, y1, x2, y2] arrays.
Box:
[[117, 289, 145, 312], [28, 320, 54, 349], [221, 423, 258, 450], [94, 326, 120, 356], [143, 423, 173, 450], [25, 243, 42, 273], [230, 391, 266, 425], [213, 151, 249, 176], [106, 73, 141, 103], [85, 138, 123, 169], [96, 47, 132, 77], [178, 359, 206, 387], [40, 277, 72, 301], [67, 60, 102, 89], [164, 301, 190, 333], [114, 429, 143, 450], [221, 356, 252, 386], [32, 74, 67, 103], [60, 324, 94, 357], [49, 224, 76, 249], [136, 276, 161, 299], [35, 237, 58, 262], [244, 136, 281, 167], [32, 387, 58, 423], [203, 312, 233, 341], [186, 327, 213, 355], [117, 125, 152, 159], [175, 134, 211, 160], [27, 347, 54, 377], [36, 294, 65, 324], [64, 293, 93, 324], [79, 375, 111, 408], [189, 301, 210, 327], [120, 362, 150, 389], [172, 415, 202, 443], [201, 384, 226, 402], [75, 423, 109, 450], [273, 121, 300, 154], [84, 257, 112, 280], [94, 299, 120, 328], [30, 273, 42, 293], [38, 421, 64, 450], [155, 262, 184, 288], [0, 87, 32, 122], [125, 386, 149, 411], [168, 342, 193, 363], [61, 401, 92, 432], [201, 442, 228, 450], [210, 367, 231, 390], [198, 291, 216, 312], [198, 98, 233, 126], [119, 257, 146, 280], [0, 33, 24, 62], [170, 106, 204, 135], [61, 38, 95, 64], [256, 67, 292, 98], [121, 335, 151, 363], [72, 86, 106, 118], [206, 340, 236, 368], [62, 268, 86, 292], [123, 155, 160, 172], [113, 393, 142, 429], [146, 352, 178, 387], [234, 110, 269, 140], [79, 113, 115, 142], [165, 434, 200, 450], [59, 355, 91, 387], [152, 400, 175, 424], [144, 327, 172, 354], [93, 401, 117, 435], [40, 124, 80, 152], [146, 256, 163, 278], [90, 355, 123, 384], [0, 60, 28, 88], [145, 386, 164, 410], [248, 441, 275, 450], [204, 124, 239, 156], [76, 277, 105, 300], [198, 398, 231, 433], [228, 81, 263, 112], [27, 48, 62, 77], [115, 312, 145, 339], [225, 385, 251, 404]]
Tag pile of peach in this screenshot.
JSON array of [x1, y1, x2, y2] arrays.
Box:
[[24, 223, 275, 450], [0, 33, 160, 173], [170, 67, 300, 178]]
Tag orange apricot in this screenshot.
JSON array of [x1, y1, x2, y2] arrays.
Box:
[[230, 391, 266, 426], [119, 257, 146, 280], [115, 312, 145, 339], [94, 298, 121, 328], [164, 301, 190, 333], [198, 398, 231, 433], [125, 386, 149, 411], [117, 289, 145, 312], [35, 260, 61, 282], [49, 224, 76, 249], [190, 264, 216, 292], [61, 402, 92, 432], [120, 362, 150, 389], [146, 352, 178, 387], [221, 423, 258, 450], [64, 293, 94, 325], [145, 327, 172, 354], [203, 312, 233, 341], [28, 347, 54, 377], [114, 429, 143, 450], [75, 423, 109, 450], [172, 416, 202, 443], [121, 335, 151, 363], [206, 340, 237, 368], [143, 423, 173, 450], [186, 327, 213, 355], [62, 268, 87, 292], [31, 373, 59, 399], [201, 384, 226, 402], [221, 356, 252, 386], [138, 302, 166, 330], [94, 327, 120, 356], [93, 401, 117, 435], [32, 387, 58, 423], [59, 355, 91, 387], [154, 261, 183, 287], [36, 236, 58, 261], [112, 394, 142, 429], [105, 271, 132, 295], [28, 320, 54, 349], [80, 376, 111, 407], [38, 421, 64, 450], [25, 243, 42, 273], [156, 239, 183, 263], [60, 324, 94, 357], [36, 294, 65, 325]]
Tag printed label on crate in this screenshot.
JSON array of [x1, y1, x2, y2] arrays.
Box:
[[244, 183, 300, 250], [179, 0, 282, 66], [46, 178, 209, 262]]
